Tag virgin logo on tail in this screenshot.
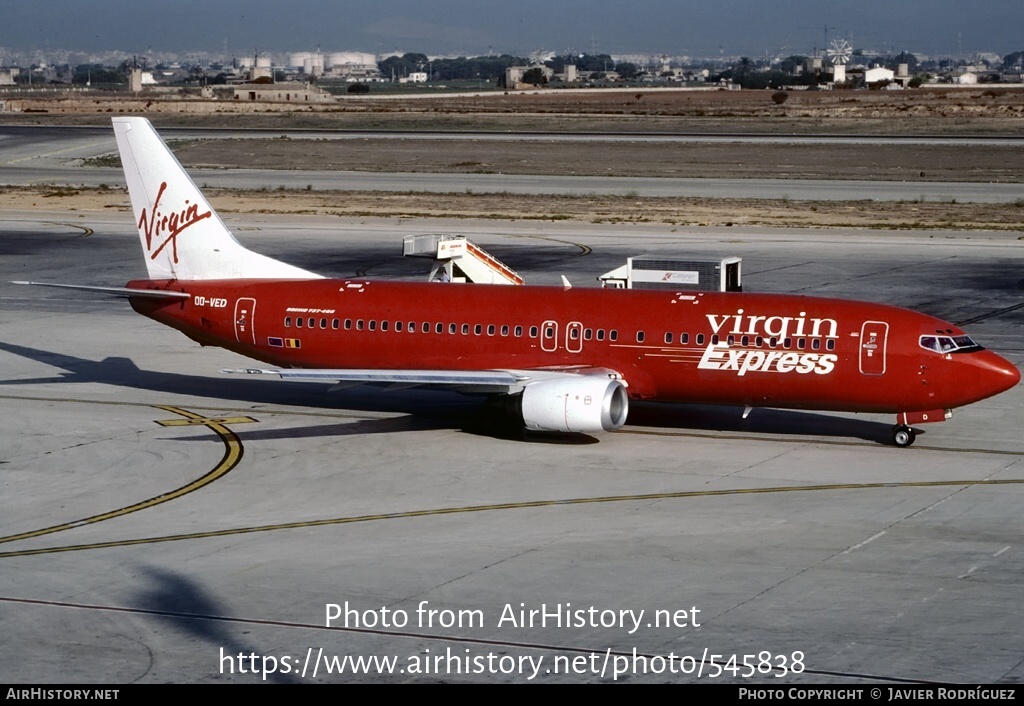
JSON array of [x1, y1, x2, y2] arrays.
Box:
[[138, 181, 213, 263]]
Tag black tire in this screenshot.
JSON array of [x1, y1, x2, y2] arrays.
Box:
[[893, 425, 916, 447]]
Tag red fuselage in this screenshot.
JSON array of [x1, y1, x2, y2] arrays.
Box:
[[127, 278, 1020, 418]]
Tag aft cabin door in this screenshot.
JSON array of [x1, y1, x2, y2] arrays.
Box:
[[565, 321, 583, 353], [541, 320, 558, 352], [234, 297, 257, 345], [859, 321, 888, 376]]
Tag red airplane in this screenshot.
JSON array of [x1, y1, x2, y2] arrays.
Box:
[[18, 118, 1020, 446]]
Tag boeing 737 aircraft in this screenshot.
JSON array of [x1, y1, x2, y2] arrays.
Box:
[[17, 118, 1020, 446]]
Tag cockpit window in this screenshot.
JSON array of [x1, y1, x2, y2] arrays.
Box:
[[919, 334, 984, 354], [952, 335, 981, 350]]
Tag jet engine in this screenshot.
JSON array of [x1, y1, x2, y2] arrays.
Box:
[[509, 377, 629, 433]]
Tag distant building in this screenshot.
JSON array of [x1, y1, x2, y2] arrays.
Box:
[[325, 52, 380, 80], [505, 65, 554, 88], [864, 67, 895, 84], [0, 68, 19, 86], [232, 82, 334, 104], [287, 51, 380, 81]]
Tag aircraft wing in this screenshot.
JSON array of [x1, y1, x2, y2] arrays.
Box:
[[222, 366, 630, 432], [223, 366, 625, 393], [224, 367, 525, 392]]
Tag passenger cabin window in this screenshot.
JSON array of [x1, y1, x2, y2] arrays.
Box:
[[285, 317, 291, 327], [664, 332, 673, 344]]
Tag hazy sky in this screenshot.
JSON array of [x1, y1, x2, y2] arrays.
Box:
[[3, 0, 1022, 59]]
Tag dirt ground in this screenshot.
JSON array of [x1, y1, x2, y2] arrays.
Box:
[[3, 87, 1023, 230], [170, 135, 1024, 182], [5, 185, 1024, 232]]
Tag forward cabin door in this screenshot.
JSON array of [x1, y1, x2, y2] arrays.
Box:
[[234, 297, 257, 345], [859, 321, 888, 375]]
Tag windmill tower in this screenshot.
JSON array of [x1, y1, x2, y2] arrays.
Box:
[[562, 47, 579, 82], [827, 38, 852, 84]]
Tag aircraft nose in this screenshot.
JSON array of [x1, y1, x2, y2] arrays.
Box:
[[973, 350, 1020, 400]]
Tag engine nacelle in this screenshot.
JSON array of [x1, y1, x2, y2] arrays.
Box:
[[515, 377, 629, 433]]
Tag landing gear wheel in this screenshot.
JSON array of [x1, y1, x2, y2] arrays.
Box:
[[892, 425, 916, 448]]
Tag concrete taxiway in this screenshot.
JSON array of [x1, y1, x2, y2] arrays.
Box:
[[0, 210, 1022, 683]]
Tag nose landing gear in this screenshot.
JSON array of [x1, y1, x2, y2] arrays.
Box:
[[892, 425, 917, 448]]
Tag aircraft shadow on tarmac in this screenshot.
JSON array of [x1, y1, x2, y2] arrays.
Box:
[[134, 565, 299, 684], [628, 402, 899, 446], [0, 341, 897, 446]]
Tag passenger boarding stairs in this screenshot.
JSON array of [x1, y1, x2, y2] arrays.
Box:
[[402, 235, 524, 285]]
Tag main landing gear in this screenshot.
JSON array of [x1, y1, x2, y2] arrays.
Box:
[[892, 425, 917, 448]]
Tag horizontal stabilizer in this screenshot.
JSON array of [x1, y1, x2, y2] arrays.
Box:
[[11, 281, 190, 299]]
